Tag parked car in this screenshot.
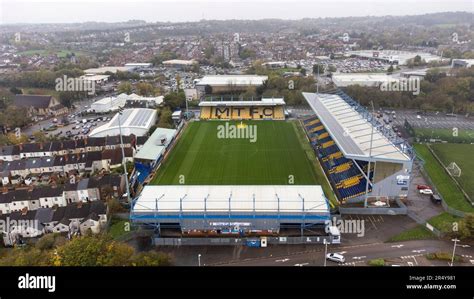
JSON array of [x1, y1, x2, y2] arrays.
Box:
[[419, 189, 434, 195], [326, 253, 345, 263], [417, 184, 431, 190], [431, 194, 442, 204]]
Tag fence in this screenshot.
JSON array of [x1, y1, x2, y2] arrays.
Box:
[[417, 155, 467, 218], [339, 198, 408, 215], [154, 236, 334, 246]]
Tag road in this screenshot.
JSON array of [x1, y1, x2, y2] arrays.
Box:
[[205, 240, 473, 267]]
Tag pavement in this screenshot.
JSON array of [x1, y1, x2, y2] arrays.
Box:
[[199, 239, 474, 267]]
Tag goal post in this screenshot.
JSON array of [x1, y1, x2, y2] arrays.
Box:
[[446, 162, 462, 177]]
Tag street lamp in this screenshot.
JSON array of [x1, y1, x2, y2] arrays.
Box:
[[323, 239, 328, 267], [198, 254, 202, 267], [117, 106, 131, 203], [450, 238, 460, 266]]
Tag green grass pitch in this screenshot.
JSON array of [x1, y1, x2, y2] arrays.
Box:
[[151, 120, 321, 186], [430, 143, 474, 201]]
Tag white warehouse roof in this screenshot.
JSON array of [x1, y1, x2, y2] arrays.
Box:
[[303, 92, 411, 162], [89, 108, 157, 137], [132, 185, 329, 214], [199, 97, 285, 107], [332, 73, 396, 87], [348, 50, 445, 65], [195, 75, 268, 87]]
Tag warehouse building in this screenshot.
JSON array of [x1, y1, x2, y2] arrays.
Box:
[[194, 75, 268, 95], [347, 50, 445, 65], [89, 108, 157, 137], [91, 93, 163, 113], [332, 73, 397, 87]]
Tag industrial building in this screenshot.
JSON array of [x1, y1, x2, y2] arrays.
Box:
[[194, 75, 268, 95], [131, 185, 330, 236], [451, 59, 474, 68], [89, 108, 157, 137], [347, 50, 445, 65], [90, 93, 163, 113], [83, 66, 132, 74], [162, 59, 197, 70], [302, 91, 414, 203], [332, 73, 397, 87]]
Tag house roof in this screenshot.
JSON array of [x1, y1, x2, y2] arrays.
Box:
[[14, 95, 53, 109], [34, 208, 54, 224], [50, 206, 66, 222], [64, 203, 91, 219]]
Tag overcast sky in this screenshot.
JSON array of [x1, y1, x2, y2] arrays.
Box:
[[0, 0, 472, 24]]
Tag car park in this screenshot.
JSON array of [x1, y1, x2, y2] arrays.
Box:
[[326, 253, 345, 263]]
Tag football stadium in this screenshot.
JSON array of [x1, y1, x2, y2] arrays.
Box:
[[131, 89, 414, 242]]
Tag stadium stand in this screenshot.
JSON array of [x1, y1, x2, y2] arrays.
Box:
[[302, 115, 372, 202]]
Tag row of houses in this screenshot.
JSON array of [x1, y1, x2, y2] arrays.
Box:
[[1, 201, 108, 246], [0, 147, 133, 186], [0, 135, 146, 161], [0, 174, 123, 215]]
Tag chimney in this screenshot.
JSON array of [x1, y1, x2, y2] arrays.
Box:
[[19, 144, 23, 151], [27, 185, 34, 192], [77, 201, 83, 208], [2, 186, 8, 194], [39, 143, 43, 150], [21, 207, 28, 216], [84, 137, 88, 145]]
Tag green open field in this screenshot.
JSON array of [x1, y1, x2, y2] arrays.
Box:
[[414, 128, 474, 143], [414, 143, 474, 213], [18, 49, 89, 58], [151, 120, 338, 205], [430, 143, 474, 201]]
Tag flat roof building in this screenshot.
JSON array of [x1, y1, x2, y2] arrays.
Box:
[[348, 50, 445, 65], [195, 75, 268, 95], [84, 66, 132, 74], [332, 73, 396, 87]]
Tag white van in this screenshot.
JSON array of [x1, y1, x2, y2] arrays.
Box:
[[328, 226, 341, 244]]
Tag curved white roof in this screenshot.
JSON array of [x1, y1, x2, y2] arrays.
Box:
[[89, 108, 157, 137]]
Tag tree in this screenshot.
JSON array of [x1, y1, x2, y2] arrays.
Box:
[[387, 65, 394, 74], [117, 82, 133, 95], [0, 248, 52, 266], [33, 131, 48, 143], [163, 92, 185, 110], [313, 64, 325, 74], [55, 235, 133, 266], [7, 132, 28, 145], [130, 251, 172, 266], [157, 106, 173, 128], [457, 213, 474, 239], [136, 82, 154, 96]]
